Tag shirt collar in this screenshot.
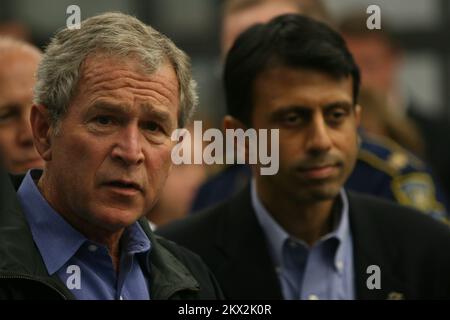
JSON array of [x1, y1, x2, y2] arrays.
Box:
[[333, 188, 350, 274], [251, 179, 351, 274], [121, 222, 152, 255], [17, 169, 151, 275]]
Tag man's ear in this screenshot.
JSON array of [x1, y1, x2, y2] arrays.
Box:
[[354, 104, 362, 127], [30, 104, 53, 161]]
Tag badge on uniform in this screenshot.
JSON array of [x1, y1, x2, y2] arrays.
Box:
[[392, 172, 445, 215]]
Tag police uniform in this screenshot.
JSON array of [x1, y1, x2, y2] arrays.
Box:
[[347, 132, 448, 224], [190, 133, 449, 225]]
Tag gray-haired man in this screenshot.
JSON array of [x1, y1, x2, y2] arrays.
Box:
[[0, 12, 222, 300]]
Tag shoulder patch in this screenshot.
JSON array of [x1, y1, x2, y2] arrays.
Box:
[[391, 172, 446, 219]]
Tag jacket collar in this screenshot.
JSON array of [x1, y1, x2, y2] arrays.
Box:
[[0, 169, 73, 299], [137, 218, 201, 299]]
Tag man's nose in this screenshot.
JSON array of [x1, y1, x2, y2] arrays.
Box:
[[111, 124, 145, 166], [305, 115, 332, 155]]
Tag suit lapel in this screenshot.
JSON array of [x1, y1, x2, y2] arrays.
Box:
[[214, 187, 283, 299]]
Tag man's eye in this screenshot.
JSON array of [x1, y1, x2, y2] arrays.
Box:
[[0, 110, 18, 122], [282, 113, 303, 126], [94, 115, 113, 125], [332, 111, 344, 119], [144, 121, 162, 132], [0, 112, 13, 121], [328, 110, 347, 121]]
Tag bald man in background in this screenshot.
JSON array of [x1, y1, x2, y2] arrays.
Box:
[[220, 0, 331, 57], [0, 38, 44, 175]]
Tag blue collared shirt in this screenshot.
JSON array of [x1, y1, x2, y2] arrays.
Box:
[[251, 180, 355, 300], [17, 169, 152, 300]]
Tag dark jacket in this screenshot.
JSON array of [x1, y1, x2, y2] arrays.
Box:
[[0, 168, 223, 300], [159, 187, 450, 300]]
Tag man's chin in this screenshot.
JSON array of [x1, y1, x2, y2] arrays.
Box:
[[91, 208, 144, 231], [295, 185, 341, 203]]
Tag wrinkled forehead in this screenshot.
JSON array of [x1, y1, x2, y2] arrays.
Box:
[[79, 51, 158, 77], [72, 53, 180, 122], [78, 52, 179, 91]]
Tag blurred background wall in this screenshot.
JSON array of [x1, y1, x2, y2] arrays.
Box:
[[1, 0, 448, 124]]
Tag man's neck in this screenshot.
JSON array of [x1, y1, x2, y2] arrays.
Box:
[[256, 181, 337, 247], [37, 171, 123, 272]]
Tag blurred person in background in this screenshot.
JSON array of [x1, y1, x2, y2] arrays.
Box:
[[340, 13, 425, 157], [340, 11, 450, 202], [357, 88, 423, 154], [190, 0, 449, 223], [220, 0, 331, 58], [0, 37, 44, 176], [0, 21, 32, 42]]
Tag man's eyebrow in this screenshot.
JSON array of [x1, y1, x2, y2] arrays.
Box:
[[87, 101, 127, 114], [270, 105, 311, 119], [88, 101, 171, 120], [140, 103, 172, 123], [323, 101, 353, 111]]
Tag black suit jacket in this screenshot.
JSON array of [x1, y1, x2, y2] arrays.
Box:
[[158, 188, 450, 299]]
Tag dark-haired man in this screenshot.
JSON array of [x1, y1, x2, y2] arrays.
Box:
[[158, 14, 450, 300], [191, 0, 448, 224]]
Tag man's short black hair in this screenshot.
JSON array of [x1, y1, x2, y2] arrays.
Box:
[[224, 14, 361, 125]]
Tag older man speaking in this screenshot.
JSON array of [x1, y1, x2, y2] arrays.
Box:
[[0, 12, 222, 300]]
